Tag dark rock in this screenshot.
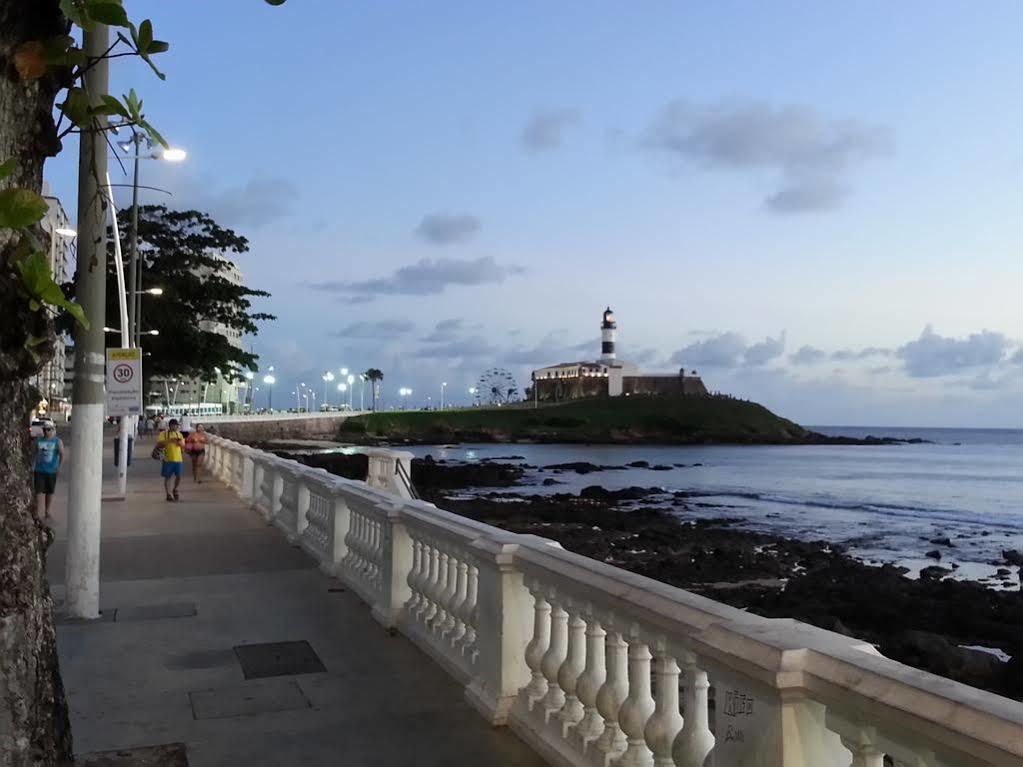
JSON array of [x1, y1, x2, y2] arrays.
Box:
[[929, 537, 954, 547], [542, 478, 562, 487], [627, 460, 650, 468], [1002, 549, 1023, 566], [543, 462, 625, 474], [579, 485, 661, 502], [997, 569, 1011, 578], [651, 465, 673, 471], [925, 550, 942, 560], [919, 565, 952, 580]]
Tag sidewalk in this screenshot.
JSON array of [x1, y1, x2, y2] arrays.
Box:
[[47, 430, 544, 766]]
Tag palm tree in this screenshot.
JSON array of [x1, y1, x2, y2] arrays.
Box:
[[364, 368, 384, 411]]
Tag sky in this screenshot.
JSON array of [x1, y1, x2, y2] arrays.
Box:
[[45, 1, 1023, 427]]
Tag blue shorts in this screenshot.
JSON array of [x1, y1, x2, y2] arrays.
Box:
[[161, 461, 184, 478]]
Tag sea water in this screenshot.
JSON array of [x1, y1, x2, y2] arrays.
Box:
[[399, 427, 1023, 585]]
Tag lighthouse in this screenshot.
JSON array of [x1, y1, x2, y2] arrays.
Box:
[[600, 307, 616, 361]]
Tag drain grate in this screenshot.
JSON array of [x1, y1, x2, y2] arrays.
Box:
[[233, 640, 326, 679]]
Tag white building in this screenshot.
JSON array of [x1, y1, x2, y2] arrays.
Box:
[[32, 188, 75, 415], [150, 255, 248, 415]]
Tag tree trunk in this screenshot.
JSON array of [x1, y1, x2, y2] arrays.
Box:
[[0, 2, 75, 764]]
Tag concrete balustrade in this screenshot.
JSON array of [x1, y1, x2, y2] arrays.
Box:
[[205, 435, 1023, 767]]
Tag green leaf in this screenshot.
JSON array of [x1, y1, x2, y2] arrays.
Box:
[[265, 0, 287, 5], [0, 188, 48, 228], [60, 86, 91, 128], [0, 158, 15, 181], [13, 248, 90, 329], [85, 1, 130, 28], [26, 335, 48, 348], [137, 19, 153, 52], [60, 0, 91, 29], [148, 40, 170, 54], [94, 95, 131, 119], [138, 118, 167, 149], [123, 88, 142, 120]]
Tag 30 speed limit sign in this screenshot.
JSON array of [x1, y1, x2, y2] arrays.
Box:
[[106, 348, 142, 416]]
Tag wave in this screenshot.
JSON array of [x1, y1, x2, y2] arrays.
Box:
[[688, 490, 1023, 533]]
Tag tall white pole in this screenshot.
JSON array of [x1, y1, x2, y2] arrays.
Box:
[[105, 172, 131, 497], [66, 23, 110, 619]]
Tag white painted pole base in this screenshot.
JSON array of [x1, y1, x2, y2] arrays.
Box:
[[65, 402, 104, 619], [116, 416, 129, 497]]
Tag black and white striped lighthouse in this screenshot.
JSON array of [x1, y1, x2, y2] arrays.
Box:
[[600, 307, 617, 361]]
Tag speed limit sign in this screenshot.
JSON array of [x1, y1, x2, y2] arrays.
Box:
[[106, 347, 142, 416]]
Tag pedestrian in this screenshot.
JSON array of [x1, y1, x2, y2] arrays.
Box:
[[156, 412, 168, 431], [179, 412, 193, 439], [33, 423, 64, 520], [186, 423, 209, 483], [156, 418, 185, 501]]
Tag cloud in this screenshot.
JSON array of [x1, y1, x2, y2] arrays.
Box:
[[308, 256, 523, 299], [178, 175, 299, 228], [897, 325, 1010, 378], [832, 346, 892, 362], [421, 318, 465, 342], [331, 319, 414, 339], [671, 332, 747, 368], [521, 109, 581, 152], [414, 335, 495, 359], [415, 213, 481, 245], [670, 330, 785, 369], [644, 100, 890, 213], [790, 345, 828, 365], [744, 332, 786, 366]]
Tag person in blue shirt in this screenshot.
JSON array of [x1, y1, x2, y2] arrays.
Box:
[[33, 425, 65, 520]]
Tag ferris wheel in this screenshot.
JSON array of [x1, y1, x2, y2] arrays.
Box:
[[474, 368, 519, 406]]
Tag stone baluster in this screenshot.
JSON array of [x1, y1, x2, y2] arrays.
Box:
[[645, 645, 684, 767], [421, 542, 441, 625], [428, 551, 450, 632], [595, 630, 628, 759], [406, 539, 423, 613], [296, 480, 310, 536], [539, 600, 569, 719], [461, 563, 479, 660], [329, 489, 350, 574], [556, 609, 587, 735], [437, 549, 460, 637], [573, 613, 606, 747], [270, 467, 284, 521], [252, 461, 265, 514], [240, 451, 255, 500], [446, 559, 469, 645], [371, 504, 412, 628], [413, 538, 434, 622], [841, 736, 884, 767], [672, 656, 714, 767], [616, 637, 655, 767], [522, 586, 551, 706]]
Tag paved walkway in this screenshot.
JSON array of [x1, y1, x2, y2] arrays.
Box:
[[47, 429, 545, 766]]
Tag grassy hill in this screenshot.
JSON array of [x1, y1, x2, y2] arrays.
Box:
[[340, 395, 819, 444]]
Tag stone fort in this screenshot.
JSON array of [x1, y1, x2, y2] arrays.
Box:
[[530, 307, 708, 402]]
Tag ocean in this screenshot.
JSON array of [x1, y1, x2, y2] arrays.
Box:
[[398, 427, 1023, 586]]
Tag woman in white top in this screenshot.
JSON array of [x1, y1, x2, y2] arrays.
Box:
[[179, 414, 193, 438]]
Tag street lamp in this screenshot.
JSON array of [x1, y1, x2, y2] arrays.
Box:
[[358, 374, 366, 411], [346, 373, 355, 409], [399, 387, 412, 409], [441, 381, 447, 410], [322, 371, 335, 406], [263, 374, 275, 410], [115, 127, 187, 348]]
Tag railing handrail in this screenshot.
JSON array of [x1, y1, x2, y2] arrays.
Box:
[[206, 434, 1023, 764]]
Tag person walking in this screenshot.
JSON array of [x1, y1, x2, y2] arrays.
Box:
[[33, 423, 64, 520], [156, 418, 186, 501], [179, 412, 193, 439], [185, 423, 209, 483]]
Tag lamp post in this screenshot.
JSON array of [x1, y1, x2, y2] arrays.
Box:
[[359, 374, 366, 411], [263, 366, 275, 411], [338, 381, 347, 409], [116, 129, 186, 347], [346, 373, 355, 409], [441, 381, 447, 410], [322, 371, 334, 407], [399, 387, 412, 410]]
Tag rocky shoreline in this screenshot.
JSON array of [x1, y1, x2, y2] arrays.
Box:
[[274, 449, 1022, 699]]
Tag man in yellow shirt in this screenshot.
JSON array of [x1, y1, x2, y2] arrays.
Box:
[[157, 418, 186, 501]]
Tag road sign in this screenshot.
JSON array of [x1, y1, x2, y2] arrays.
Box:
[[105, 347, 142, 416]]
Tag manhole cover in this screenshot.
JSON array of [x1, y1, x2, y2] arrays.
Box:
[[233, 640, 326, 679]]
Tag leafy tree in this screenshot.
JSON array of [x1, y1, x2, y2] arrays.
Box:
[[0, 2, 285, 762], [364, 368, 384, 411], [103, 205, 275, 393]]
